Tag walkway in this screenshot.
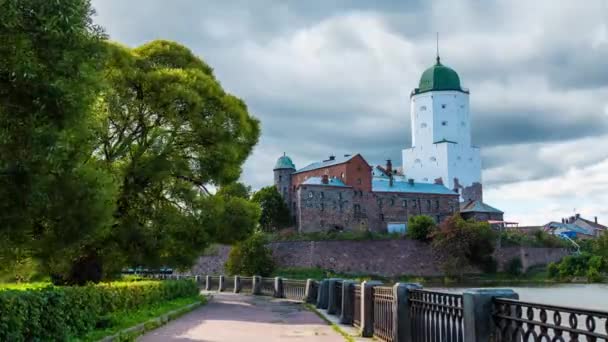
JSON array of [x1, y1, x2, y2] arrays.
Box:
[[138, 292, 346, 342]]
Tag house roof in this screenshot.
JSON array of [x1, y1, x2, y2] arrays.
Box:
[[274, 154, 295, 170], [460, 200, 504, 214], [546, 222, 595, 236], [372, 178, 457, 195], [577, 217, 607, 230], [301, 177, 349, 187], [294, 154, 366, 174]]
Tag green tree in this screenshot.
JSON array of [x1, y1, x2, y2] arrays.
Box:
[[225, 232, 274, 276], [251, 186, 291, 232], [407, 215, 436, 241], [217, 182, 252, 199], [93, 40, 261, 278], [0, 0, 118, 284], [431, 215, 497, 276]]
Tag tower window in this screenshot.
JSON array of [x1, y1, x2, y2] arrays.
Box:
[[441, 104, 446, 109], [421, 123, 427, 128], [420, 106, 427, 111], [309, 191, 314, 198], [279, 175, 282, 181], [441, 121, 448, 126], [430, 157, 436, 162], [461, 121, 466, 126], [415, 159, 421, 163]]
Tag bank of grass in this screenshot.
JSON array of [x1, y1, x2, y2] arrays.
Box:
[[76, 295, 205, 341], [274, 266, 586, 286]]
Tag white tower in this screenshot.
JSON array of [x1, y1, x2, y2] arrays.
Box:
[[402, 56, 482, 201]]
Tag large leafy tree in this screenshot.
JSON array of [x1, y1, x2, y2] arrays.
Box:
[[251, 186, 291, 232], [94, 41, 260, 275], [0, 0, 117, 283]]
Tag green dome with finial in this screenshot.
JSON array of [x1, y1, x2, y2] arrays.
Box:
[[274, 153, 295, 170], [416, 57, 463, 94]]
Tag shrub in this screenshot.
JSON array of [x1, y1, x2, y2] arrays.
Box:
[[407, 215, 436, 241], [225, 232, 274, 276], [0, 280, 197, 341], [547, 262, 559, 278], [505, 257, 523, 276]]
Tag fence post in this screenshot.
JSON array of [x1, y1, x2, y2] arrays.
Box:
[[304, 279, 316, 303], [316, 279, 330, 309], [234, 275, 241, 293], [274, 277, 284, 298], [327, 279, 341, 314], [463, 289, 519, 342], [205, 275, 211, 291], [252, 275, 262, 295], [361, 280, 382, 337], [340, 280, 355, 324], [219, 275, 226, 292], [393, 283, 422, 342]]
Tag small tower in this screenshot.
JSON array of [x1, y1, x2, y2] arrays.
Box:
[[273, 153, 296, 209]]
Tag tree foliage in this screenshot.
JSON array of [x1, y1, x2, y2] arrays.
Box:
[[217, 182, 252, 199], [406, 215, 436, 241], [225, 232, 274, 276], [251, 186, 291, 232], [431, 215, 497, 276]]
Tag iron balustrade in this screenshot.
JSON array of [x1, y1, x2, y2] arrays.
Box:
[[260, 277, 275, 296], [353, 284, 362, 328], [209, 276, 220, 291], [240, 276, 253, 293], [409, 289, 464, 342], [493, 298, 608, 342], [335, 281, 343, 316], [309, 280, 319, 303], [373, 286, 395, 342], [284, 279, 307, 300]]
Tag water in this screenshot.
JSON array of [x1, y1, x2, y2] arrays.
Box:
[[430, 283, 608, 311]]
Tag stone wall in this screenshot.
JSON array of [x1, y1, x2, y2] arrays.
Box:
[[189, 240, 569, 277]]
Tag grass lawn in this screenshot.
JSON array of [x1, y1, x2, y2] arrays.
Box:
[[73, 295, 206, 341]]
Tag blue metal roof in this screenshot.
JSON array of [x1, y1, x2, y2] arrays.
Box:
[[460, 200, 504, 214], [547, 222, 595, 236], [301, 177, 349, 187], [274, 154, 295, 170], [372, 178, 457, 195], [294, 155, 356, 174]]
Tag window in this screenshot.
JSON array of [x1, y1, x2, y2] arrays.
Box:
[[421, 123, 427, 128], [415, 159, 421, 163], [441, 121, 448, 126], [341, 172, 345, 178], [402, 200, 407, 208], [357, 178, 362, 185], [338, 192, 343, 200], [430, 157, 436, 162], [377, 198, 383, 207], [379, 214, 385, 221], [339, 204, 344, 212], [461, 121, 466, 127], [441, 104, 446, 109], [427, 200, 431, 210], [412, 200, 417, 208], [308, 191, 314, 198], [320, 203, 325, 211], [293, 185, 296, 191], [390, 198, 395, 206], [279, 175, 282, 181], [293, 202, 296, 210], [320, 192, 324, 199], [420, 105, 427, 111], [354, 204, 361, 213], [435, 200, 440, 210]]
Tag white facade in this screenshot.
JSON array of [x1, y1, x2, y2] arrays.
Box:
[[402, 90, 481, 193]]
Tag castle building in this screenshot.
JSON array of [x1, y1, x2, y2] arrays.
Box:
[[273, 56, 504, 233]]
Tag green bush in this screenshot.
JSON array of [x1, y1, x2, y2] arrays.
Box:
[[0, 280, 197, 341], [225, 232, 274, 276], [505, 257, 523, 276], [547, 262, 559, 278], [407, 215, 436, 241]]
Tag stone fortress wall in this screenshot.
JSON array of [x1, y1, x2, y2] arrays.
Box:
[[190, 240, 569, 277]]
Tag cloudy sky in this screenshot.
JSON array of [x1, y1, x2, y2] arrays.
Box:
[[92, 0, 608, 225]]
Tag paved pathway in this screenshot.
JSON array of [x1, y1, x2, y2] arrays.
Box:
[[138, 292, 346, 342]]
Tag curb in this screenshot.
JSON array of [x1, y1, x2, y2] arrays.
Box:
[[98, 299, 206, 341]]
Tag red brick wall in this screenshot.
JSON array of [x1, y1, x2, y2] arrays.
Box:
[[291, 154, 372, 192]]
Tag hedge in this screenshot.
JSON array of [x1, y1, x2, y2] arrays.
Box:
[[0, 280, 198, 341]]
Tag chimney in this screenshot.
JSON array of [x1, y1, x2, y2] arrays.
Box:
[[575, 213, 580, 220], [434, 177, 443, 185], [322, 175, 329, 184], [385, 159, 393, 175], [408, 178, 414, 185], [595, 216, 598, 224], [329, 155, 335, 161]]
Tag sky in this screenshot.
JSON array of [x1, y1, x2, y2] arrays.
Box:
[[92, 0, 608, 226]]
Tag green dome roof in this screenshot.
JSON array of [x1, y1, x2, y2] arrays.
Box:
[[274, 154, 295, 170], [416, 57, 463, 94]]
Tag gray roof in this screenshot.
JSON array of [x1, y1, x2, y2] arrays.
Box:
[[294, 154, 356, 174], [460, 200, 504, 214], [372, 178, 457, 195], [301, 177, 349, 187]]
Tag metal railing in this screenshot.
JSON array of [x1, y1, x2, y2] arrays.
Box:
[[260, 277, 275, 296], [353, 284, 362, 328], [208, 276, 220, 291], [284, 279, 307, 300], [409, 289, 464, 342], [240, 276, 253, 293], [373, 286, 395, 342], [335, 281, 343, 316], [493, 298, 608, 341]]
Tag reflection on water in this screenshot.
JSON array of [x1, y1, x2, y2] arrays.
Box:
[[430, 283, 608, 311]]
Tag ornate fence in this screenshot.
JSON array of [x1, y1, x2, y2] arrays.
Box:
[[208, 276, 220, 291], [240, 276, 253, 293], [373, 286, 395, 342], [409, 289, 465, 342], [260, 277, 275, 296], [335, 281, 343, 316], [493, 298, 608, 342], [284, 279, 307, 300], [353, 284, 362, 328]]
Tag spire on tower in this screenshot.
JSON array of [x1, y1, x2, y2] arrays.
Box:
[[436, 32, 441, 64]]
